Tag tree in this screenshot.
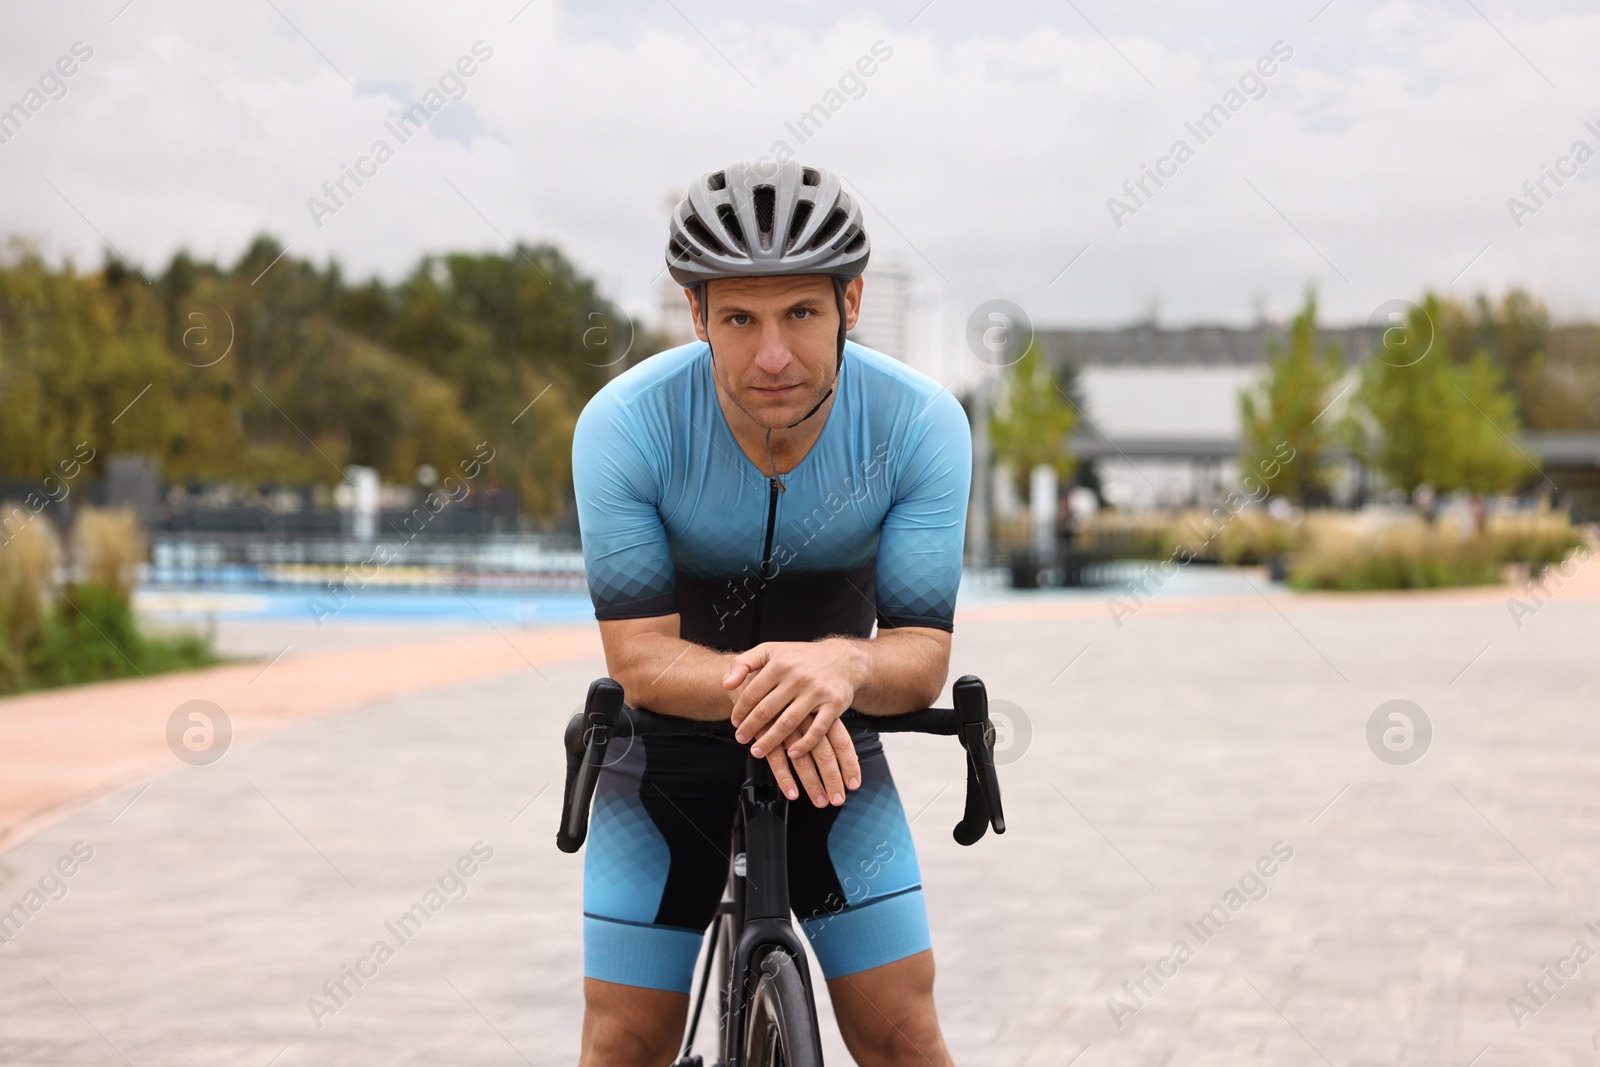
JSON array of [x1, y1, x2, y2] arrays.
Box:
[[1344, 293, 1531, 505], [1441, 350, 1533, 496], [1238, 290, 1346, 505], [0, 235, 627, 521], [988, 342, 1077, 498]]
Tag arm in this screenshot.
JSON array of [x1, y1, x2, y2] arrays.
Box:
[[598, 614, 736, 722]]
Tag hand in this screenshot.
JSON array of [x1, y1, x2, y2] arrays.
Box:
[[724, 639, 866, 763], [764, 713, 861, 807]]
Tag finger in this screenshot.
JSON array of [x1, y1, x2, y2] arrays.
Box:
[[788, 703, 843, 759], [751, 689, 816, 757], [809, 732, 846, 805], [724, 644, 770, 691], [744, 681, 806, 755], [828, 719, 862, 791], [789, 750, 828, 808], [766, 750, 801, 801], [733, 669, 788, 744]]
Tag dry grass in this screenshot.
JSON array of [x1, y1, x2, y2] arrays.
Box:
[[1482, 510, 1587, 567], [73, 507, 147, 596], [1002, 503, 1587, 592], [1167, 508, 1294, 565], [0, 506, 61, 664], [1287, 510, 1586, 591]]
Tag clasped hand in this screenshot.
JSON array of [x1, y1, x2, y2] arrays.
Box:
[[723, 639, 864, 808]]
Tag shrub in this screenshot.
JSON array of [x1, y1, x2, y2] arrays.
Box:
[[1166, 508, 1294, 565], [1482, 511, 1586, 568], [74, 507, 146, 595], [0, 507, 215, 693], [1286, 511, 1588, 591], [0, 509, 59, 690]]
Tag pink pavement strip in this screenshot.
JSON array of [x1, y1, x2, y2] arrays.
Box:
[[0, 624, 603, 854]]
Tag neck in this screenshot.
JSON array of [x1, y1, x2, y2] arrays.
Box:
[[713, 370, 840, 474]]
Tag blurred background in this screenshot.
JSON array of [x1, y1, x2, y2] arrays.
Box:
[[2, 0, 1597, 683], [3, 3, 1599, 1065]]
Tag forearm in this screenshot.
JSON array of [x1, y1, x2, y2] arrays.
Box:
[[822, 628, 949, 716], [607, 629, 736, 721]]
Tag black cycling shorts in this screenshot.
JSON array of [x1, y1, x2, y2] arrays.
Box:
[[582, 728, 929, 992]]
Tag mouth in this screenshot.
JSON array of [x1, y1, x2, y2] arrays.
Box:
[[751, 384, 801, 397]]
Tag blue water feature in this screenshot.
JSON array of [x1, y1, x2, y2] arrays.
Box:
[[135, 584, 598, 627]]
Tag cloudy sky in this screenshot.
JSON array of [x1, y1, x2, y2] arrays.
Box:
[[3, 0, 1598, 375]]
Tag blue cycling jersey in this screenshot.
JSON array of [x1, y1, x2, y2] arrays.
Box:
[[569, 338, 972, 990], [571, 339, 972, 650]]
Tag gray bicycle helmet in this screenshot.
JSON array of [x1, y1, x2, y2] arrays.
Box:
[[665, 161, 870, 286], [667, 160, 869, 439]]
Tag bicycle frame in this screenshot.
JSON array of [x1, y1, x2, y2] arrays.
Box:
[[691, 752, 825, 1067]]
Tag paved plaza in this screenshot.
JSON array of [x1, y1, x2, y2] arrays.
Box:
[[2, 566, 1598, 1066]]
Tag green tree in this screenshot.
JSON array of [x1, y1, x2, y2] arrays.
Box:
[[0, 234, 627, 521], [1442, 350, 1532, 495], [1345, 293, 1531, 504], [989, 343, 1077, 498], [1239, 290, 1346, 504]]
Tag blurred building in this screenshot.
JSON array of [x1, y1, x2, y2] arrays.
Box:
[[1031, 322, 1600, 516], [849, 260, 913, 362], [1035, 322, 1370, 511], [655, 278, 697, 349]]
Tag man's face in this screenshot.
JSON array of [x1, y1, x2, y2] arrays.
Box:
[[689, 274, 863, 430]]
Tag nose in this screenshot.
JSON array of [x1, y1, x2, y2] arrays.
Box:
[[752, 318, 794, 377]]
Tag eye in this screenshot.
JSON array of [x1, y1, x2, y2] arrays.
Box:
[[729, 313, 751, 326], [792, 307, 815, 320]]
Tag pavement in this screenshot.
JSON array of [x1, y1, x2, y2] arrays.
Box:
[[2, 560, 1599, 1066]]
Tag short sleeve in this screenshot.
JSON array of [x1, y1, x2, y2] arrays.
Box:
[[571, 392, 678, 620], [874, 388, 972, 631]]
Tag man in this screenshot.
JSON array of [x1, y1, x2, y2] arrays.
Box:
[[570, 160, 971, 1066]]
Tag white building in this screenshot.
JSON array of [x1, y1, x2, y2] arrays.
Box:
[[849, 259, 914, 362], [655, 277, 698, 349]]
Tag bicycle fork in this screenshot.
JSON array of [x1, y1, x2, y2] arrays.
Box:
[[723, 759, 825, 1067]]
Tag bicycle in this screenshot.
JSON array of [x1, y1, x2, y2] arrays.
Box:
[[558, 675, 1006, 1067]]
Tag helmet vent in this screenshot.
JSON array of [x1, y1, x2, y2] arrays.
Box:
[[784, 201, 814, 252], [844, 231, 866, 255], [801, 168, 821, 186], [809, 208, 848, 250], [707, 171, 727, 191], [753, 186, 777, 247], [684, 216, 727, 256], [716, 205, 748, 252], [668, 238, 692, 262]]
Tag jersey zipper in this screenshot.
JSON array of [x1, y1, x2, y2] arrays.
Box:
[[747, 476, 782, 647]]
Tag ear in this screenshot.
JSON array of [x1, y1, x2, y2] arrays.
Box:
[[842, 275, 864, 331], [685, 286, 710, 342]]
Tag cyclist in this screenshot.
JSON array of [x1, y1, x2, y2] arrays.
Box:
[[571, 160, 971, 1067]]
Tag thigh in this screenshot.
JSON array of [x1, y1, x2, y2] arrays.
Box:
[[583, 734, 744, 993], [786, 733, 932, 979]]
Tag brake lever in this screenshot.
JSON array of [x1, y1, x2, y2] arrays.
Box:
[[557, 677, 624, 853], [951, 675, 1006, 845]]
